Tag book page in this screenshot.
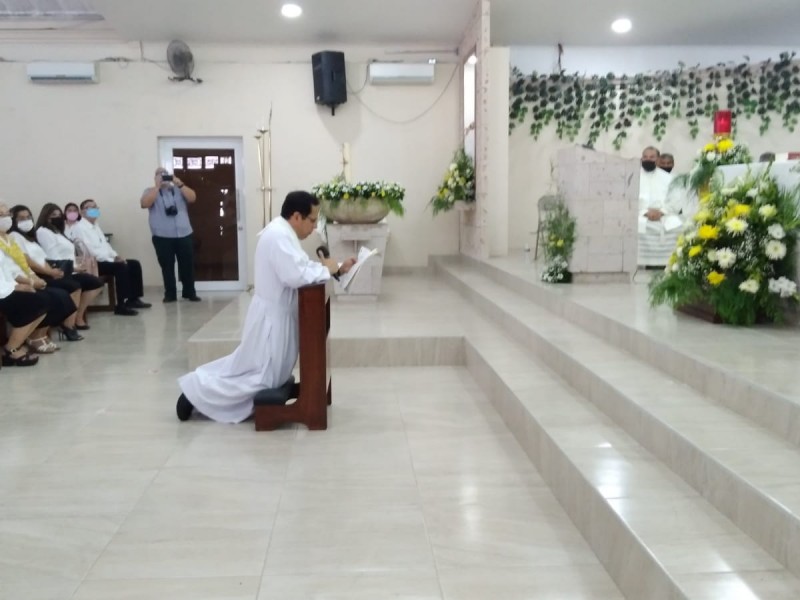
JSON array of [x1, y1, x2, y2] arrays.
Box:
[[339, 246, 380, 291]]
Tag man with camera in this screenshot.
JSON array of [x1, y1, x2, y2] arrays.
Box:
[[140, 167, 200, 303]]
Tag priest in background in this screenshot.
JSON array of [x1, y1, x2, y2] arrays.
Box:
[[176, 191, 356, 424], [638, 146, 683, 268], [658, 152, 675, 174]]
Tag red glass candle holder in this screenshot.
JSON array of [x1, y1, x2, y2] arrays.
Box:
[[714, 110, 732, 137]]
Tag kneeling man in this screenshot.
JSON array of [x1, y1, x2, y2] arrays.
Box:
[[176, 191, 355, 423]]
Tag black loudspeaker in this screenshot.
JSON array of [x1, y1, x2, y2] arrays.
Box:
[[312, 51, 347, 115]]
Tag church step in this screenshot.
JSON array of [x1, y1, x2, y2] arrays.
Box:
[[435, 254, 800, 452], [436, 257, 800, 583], [461, 327, 800, 599]]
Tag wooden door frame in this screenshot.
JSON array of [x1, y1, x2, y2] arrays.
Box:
[[157, 136, 247, 292]]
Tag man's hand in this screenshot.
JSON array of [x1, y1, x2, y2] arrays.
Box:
[[174, 176, 183, 187], [339, 257, 357, 274], [14, 283, 34, 293], [646, 208, 664, 221], [322, 257, 340, 275]]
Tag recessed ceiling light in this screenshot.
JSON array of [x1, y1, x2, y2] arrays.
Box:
[[281, 3, 302, 18], [428, 58, 437, 65], [467, 54, 477, 65], [611, 18, 632, 34]]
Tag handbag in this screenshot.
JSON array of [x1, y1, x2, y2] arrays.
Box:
[[47, 259, 74, 275]]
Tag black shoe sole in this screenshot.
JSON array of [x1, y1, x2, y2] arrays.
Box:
[[176, 394, 194, 421]]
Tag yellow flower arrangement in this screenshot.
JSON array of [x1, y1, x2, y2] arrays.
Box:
[[688, 245, 703, 258], [717, 138, 735, 153], [707, 271, 726, 286]]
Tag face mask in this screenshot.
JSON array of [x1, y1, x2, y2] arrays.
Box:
[[51, 216, 65, 229], [661, 166, 673, 174], [66, 211, 79, 223], [17, 219, 34, 233], [0, 216, 12, 233], [86, 208, 100, 219], [641, 160, 657, 172]]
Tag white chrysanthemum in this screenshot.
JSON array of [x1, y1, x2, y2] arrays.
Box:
[[765, 240, 787, 260], [676, 246, 683, 257], [707, 249, 718, 262], [768, 277, 798, 298], [449, 163, 458, 171], [725, 218, 748, 235], [746, 188, 758, 198], [768, 224, 786, 240], [685, 230, 697, 242], [739, 279, 759, 294], [759, 204, 778, 219], [706, 152, 717, 161], [671, 263, 679, 272], [721, 187, 738, 196], [716, 248, 737, 269]]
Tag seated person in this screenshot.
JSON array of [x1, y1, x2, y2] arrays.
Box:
[[11, 204, 102, 333], [638, 146, 683, 268], [0, 250, 46, 367], [68, 199, 150, 316], [64, 202, 82, 237], [0, 203, 74, 355]]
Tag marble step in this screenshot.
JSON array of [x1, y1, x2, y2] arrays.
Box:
[[436, 259, 800, 582], [462, 328, 800, 599], [438, 255, 800, 451]]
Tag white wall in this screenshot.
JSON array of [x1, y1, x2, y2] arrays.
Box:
[[0, 40, 461, 286], [508, 45, 800, 250]]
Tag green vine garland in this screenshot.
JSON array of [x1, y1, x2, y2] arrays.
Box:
[[509, 52, 800, 150]]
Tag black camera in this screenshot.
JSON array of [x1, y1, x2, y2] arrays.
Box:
[[162, 173, 174, 182], [165, 205, 178, 216]]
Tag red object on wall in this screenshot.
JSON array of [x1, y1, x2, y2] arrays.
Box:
[[714, 110, 733, 136]]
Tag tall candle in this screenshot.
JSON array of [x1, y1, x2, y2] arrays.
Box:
[[342, 142, 352, 182]]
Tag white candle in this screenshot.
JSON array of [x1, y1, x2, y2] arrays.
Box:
[[342, 142, 352, 182]]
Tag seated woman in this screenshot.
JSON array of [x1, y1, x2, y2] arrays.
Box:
[[9, 205, 82, 340], [35, 203, 104, 330], [0, 203, 73, 356], [64, 202, 82, 238], [0, 251, 46, 367]]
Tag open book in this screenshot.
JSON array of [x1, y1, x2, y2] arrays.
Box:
[[338, 246, 380, 291]]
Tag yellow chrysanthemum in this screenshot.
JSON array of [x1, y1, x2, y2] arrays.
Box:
[[733, 204, 751, 217], [677, 235, 686, 247], [688, 245, 703, 258], [556, 239, 565, 247], [707, 271, 726, 286], [668, 253, 678, 266], [343, 192, 350, 199], [694, 210, 712, 223], [698, 225, 720, 240], [717, 139, 734, 153], [703, 142, 716, 152]]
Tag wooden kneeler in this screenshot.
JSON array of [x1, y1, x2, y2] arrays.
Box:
[[253, 282, 332, 431]]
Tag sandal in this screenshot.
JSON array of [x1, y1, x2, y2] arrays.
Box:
[[28, 337, 60, 354], [58, 327, 84, 342], [2, 346, 39, 367]]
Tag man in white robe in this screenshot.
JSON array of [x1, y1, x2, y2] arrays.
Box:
[[638, 146, 683, 267], [176, 191, 355, 423]]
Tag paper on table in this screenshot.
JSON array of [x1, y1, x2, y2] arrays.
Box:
[[662, 214, 683, 232], [338, 246, 379, 291]]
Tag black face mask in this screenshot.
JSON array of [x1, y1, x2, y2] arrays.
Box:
[[641, 160, 657, 172], [661, 166, 673, 173], [50, 216, 65, 230]]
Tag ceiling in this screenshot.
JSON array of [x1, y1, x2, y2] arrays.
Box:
[[2, 0, 800, 47]]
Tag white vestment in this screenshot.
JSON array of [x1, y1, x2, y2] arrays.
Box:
[[638, 168, 682, 266], [178, 217, 330, 423]]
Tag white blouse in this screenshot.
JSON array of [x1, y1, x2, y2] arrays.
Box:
[[0, 251, 19, 299], [10, 232, 48, 266], [36, 228, 77, 262]]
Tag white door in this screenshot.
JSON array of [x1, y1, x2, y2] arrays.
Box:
[[158, 137, 247, 292]]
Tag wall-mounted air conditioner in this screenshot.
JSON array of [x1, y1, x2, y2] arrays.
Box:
[[368, 62, 435, 86], [26, 62, 98, 83]]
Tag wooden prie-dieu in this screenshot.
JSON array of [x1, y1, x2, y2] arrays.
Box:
[[253, 281, 332, 431]]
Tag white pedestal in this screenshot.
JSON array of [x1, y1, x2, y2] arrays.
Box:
[[326, 222, 389, 300]]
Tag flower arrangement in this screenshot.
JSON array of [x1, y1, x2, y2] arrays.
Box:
[[429, 147, 475, 216], [650, 168, 800, 325], [676, 138, 753, 193], [540, 201, 577, 284], [312, 175, 405, 216]]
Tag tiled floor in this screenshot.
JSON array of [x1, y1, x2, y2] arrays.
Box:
[[0, 293, 622, 599]]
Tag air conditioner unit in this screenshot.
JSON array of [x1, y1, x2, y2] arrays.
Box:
[[368, 62, 435, 86], [26, 62, 98, 83]]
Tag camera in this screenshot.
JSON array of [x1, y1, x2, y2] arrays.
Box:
[[161, 173, 174, 182], [165, 205, 178, 216]]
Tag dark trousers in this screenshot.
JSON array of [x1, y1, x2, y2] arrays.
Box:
[[98, 259, 144, 306], [152, 235, 196, 300]]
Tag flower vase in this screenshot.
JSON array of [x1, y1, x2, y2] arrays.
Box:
[[320, 197, 390, 224]]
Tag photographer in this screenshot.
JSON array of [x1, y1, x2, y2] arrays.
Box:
[[140, 167, 200, 303]]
